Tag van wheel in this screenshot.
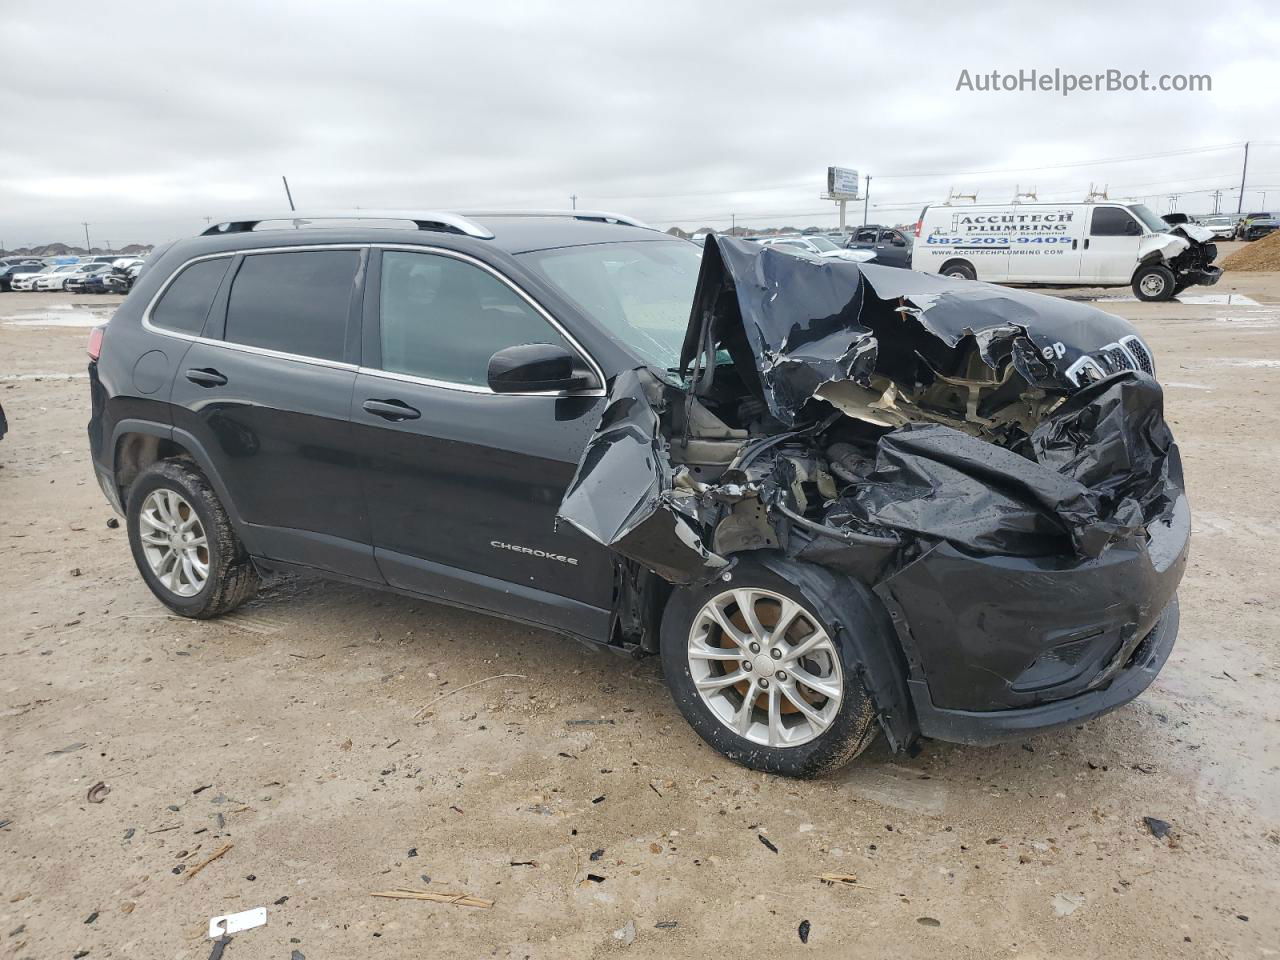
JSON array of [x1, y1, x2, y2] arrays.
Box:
[[126, 459, 259, 619], [1133, 264, 1176, 301], [941, 260, 976, 280], [660, 555, 882, 778]]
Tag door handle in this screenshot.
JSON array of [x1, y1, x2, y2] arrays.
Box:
[[1083, 238, 1090, 250], [362, 398, 421, 421], [185, 368, 227, 387], [1072, 239, 1078, 250]]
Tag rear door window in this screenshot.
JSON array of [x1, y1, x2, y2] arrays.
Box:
[[151, 257, 232, 335], [224, 250, 359, 362], [376, 250, 573, 387]]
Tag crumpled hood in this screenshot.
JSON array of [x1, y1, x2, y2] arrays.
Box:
[[680, 235, 1138, 426]]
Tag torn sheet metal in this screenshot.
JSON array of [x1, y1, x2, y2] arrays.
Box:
[[824, 373, 1178, 559], [556, 367, 729, 584], [681, 235, 1141, 426]]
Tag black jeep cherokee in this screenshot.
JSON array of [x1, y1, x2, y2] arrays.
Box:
[[88, 211, 1188, 777]]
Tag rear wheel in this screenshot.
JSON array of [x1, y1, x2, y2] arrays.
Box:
[[661, 556, 883, 777], [126, 459, 259, 618], [1132, 264, 1175, 301], [940, 260, 976, 280]]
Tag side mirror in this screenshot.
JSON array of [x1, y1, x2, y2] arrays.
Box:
[[487, 343, 592, 394]]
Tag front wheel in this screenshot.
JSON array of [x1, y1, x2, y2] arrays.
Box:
[[1132, 263, 1176, 301], [660, 556, 883, 777]]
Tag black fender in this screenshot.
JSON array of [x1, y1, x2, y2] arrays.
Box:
[[755, 551, 916, 751], [108, 420, 259, 554]]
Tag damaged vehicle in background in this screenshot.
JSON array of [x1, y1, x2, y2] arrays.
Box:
[[88, 212, 1187, 779]]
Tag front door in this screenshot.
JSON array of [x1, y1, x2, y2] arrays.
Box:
[[351, 247, 616, 640], [1081, 206, 1144, 283]]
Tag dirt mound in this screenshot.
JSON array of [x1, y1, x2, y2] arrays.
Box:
[[1222, 230, 1280, 272]]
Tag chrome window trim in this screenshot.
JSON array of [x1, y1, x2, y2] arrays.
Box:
[[140, 242, 606, 393]]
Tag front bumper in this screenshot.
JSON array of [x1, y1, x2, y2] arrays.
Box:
[[875, 494, 1189, 743], [908, 598, 1178, 745]]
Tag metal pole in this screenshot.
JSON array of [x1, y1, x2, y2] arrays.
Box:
[[731, 213, 736, 235], [839, 199, 846, 233], [282, 176, 295, 211], [570, 194, 577, 210], [863, 176, 871, 226], [82, 222, 91, 252], [1236, 142, 1249, 215]]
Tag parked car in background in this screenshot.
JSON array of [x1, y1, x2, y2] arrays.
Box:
[[66, 264, 113, 293], [756, 234, 875, 263], [104, 260, 144, 294], [1236, 212, 1278, 241], [1200, 215, 1239, 240], [35, 263, 99, 291], [1, 259, 45, 291], [843, 224, 913, 268], [10, 265, 63, 291]]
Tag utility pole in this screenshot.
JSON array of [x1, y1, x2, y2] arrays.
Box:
[[281, 176, 295, 211], [863, 175, 871, 226], [82, 222, 92, 252], [1211, 189, 1223, 214], [730, 212, 736, 235], [1236, 141, 1249, 215], [569, 194, 577, 210], [1167, 194, 1180, 213]]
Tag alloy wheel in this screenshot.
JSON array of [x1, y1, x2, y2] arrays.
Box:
[[687, 588, 844, 748], [137, 489, 209, 597]]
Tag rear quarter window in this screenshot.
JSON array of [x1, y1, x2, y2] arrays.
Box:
[[224, 250, 359, 363], [150, 257, 232, 335]]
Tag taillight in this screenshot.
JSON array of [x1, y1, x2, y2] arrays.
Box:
[[914, 220, 922, 238], [87, 325, 105, 361]]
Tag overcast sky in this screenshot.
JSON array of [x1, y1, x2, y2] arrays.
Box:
[[2, 0, 1277, 248]]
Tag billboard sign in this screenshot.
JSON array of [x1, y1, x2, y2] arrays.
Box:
[[827, 166, 860, 200]]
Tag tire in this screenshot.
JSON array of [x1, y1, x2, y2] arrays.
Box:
[[126, 459, 259, 618], [1132, 264, 1176, 301], [941, 260, 976, 281], [660, 554, 884, 777]]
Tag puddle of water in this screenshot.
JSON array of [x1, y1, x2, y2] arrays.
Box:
[[0, 372, 89, 382], [2, 303, 117, 327]]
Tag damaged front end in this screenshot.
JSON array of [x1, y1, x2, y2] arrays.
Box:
[[558, 237, 1188, 747], [1163, 223, 1223, 292]]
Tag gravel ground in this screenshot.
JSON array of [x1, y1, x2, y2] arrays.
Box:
[[1, 271, 1277, 959]]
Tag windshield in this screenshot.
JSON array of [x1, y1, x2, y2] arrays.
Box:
[[806, 236, 839, 252], [1128, 204, 1171, 234], [518, 239, 702, 375]]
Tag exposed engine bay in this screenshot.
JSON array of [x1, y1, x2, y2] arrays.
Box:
[[559, 235, 1183, 586]]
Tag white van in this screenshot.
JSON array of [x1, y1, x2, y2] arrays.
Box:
[[910, 201, 1222, 301]]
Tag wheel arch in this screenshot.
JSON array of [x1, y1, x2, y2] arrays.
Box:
[[938, 257, 976, 280], [665, 550, 917, 751], [110, 422, 254, 548]]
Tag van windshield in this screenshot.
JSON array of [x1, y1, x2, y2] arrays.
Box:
[[1129, 204, 1171, 234]]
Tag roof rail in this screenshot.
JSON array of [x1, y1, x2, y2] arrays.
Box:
[[200, 210, 495, 239], [462, 209, 657, 231]]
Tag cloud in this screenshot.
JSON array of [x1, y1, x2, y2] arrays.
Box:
[[1, 0, 1276, 246]]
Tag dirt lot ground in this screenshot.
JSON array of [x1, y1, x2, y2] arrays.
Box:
[[2, 262, 1278, 958]]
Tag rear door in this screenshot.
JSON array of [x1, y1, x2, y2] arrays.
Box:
[[873, 228, 911, 267], [166, 247, 379, 580], [350, 246, 616, 640], [1081, 206, 1144, 283]]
